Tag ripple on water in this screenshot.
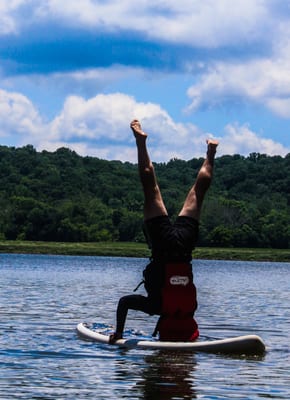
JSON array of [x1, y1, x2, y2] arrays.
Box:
[[0, 255, 289, 399]]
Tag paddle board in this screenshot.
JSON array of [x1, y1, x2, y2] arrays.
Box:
[[76, 323, 266, 355]]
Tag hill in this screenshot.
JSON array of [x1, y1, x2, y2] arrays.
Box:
[[0, 145, 289, 248]]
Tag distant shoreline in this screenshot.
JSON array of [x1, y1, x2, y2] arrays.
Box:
[[0, 241, 289, 262]]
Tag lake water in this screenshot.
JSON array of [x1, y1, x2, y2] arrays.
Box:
[[0, 254, 289, 399]]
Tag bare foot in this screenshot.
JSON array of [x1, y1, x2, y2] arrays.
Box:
[[206, 138, 219, 157], [206, 139, 219, 163], [207, 138, 219, 147], [130, 119, 147, 139]]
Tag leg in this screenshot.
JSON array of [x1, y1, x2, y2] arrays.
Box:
[[179, 139, 219, 221], [109, 294, 157, 343], [131, 120, 167, 221]]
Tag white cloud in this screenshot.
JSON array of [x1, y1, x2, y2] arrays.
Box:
[[0, 0, 26, 35], [186, 39, 290, 118], [3, 1, 290, 123], [48, 92, 207, 161], [66, 0, 254, 46], [221, 123, 289, 156], [0, 88, 203, 160], [266, 98, 290, 118], [0, 88, 43, 137], [1, 0, 284, 48], [1, 88, 289, 162], [50, 93, 155, 141]]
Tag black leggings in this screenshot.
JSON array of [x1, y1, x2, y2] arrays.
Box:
[[115, 294, 160, 335]]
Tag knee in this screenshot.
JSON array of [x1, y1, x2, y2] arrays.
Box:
[[195, 170, 212, 194], [198, 166, 213, 186], [118, 294, 138, 309], [140, 164, 155, 181], [118, 295, 130, 307]]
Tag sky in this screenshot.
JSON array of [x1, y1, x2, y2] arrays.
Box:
[[0, 0, 290, 162]]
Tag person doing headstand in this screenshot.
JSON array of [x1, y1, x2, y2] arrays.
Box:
[[109, 120, 218, 343]]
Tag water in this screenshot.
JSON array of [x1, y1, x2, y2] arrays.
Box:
[[0, 254, 289, 399]]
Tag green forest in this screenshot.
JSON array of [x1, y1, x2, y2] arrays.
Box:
[[0, 144, 289, 249]]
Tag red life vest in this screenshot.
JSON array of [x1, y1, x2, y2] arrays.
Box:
[[155, 263, 199, 342]]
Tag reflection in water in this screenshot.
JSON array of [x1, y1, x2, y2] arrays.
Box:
[[134, 351, 196, 399], [143, 352, 196, 399]]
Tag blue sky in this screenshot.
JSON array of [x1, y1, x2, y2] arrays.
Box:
[[0, 0, 290, 162]]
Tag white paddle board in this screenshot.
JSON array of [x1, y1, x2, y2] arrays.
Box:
[[76, 322, 266, 355]]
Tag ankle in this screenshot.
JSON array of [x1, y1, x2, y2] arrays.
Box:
[[206, 151, 216, 164]]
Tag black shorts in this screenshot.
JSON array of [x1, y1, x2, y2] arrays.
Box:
[[144, 215, 199, 261]]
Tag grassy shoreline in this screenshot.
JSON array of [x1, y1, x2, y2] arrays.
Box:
[[0, 240, 289, 262]]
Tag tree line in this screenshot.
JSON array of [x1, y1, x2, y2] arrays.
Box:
[[0, 144, 289, 248]]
